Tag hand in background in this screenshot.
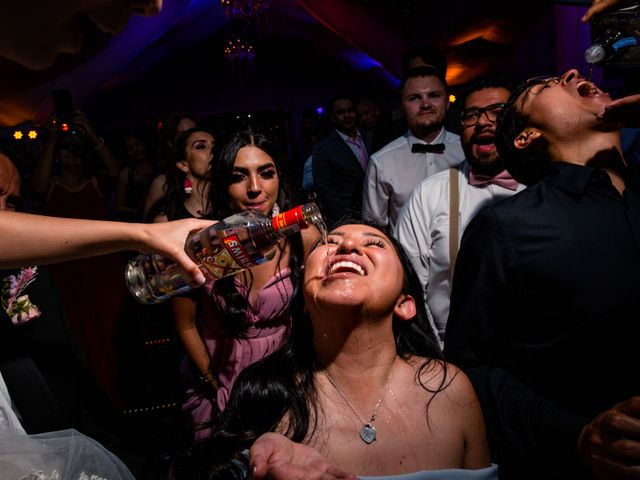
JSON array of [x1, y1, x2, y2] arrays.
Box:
[[597, 94, 640, 128], [582, 0, 621, 23], [70, 110, 99, 145], [249, 432, 357, 480], [578, 396, 640, 479]]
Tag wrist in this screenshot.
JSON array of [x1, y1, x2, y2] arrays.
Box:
[[199, 370, 219, 388]]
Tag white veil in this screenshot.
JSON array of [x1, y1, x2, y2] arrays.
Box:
[[0, 428, 136, 480]]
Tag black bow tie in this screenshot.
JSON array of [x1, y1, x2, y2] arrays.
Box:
[[411, 143, 445, 154]]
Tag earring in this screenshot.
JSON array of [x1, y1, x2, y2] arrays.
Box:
[[184, 178, 193, 195], [271, 203, 280, 217]]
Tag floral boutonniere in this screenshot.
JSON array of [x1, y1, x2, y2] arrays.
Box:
[[2, 266, 41, 326]]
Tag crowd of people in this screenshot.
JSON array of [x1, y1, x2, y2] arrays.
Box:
[[1, 1, 640, 479]]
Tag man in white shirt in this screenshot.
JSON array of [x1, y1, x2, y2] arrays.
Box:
[[363, 66, 464, 229], [394, 75, 524, 343]]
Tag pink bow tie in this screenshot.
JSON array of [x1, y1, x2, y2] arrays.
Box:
[[469, 169, 519, 191]]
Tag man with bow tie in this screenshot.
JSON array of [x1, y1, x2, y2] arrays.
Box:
[[363, 65, 464, 229], [394, 75, 522, 343]]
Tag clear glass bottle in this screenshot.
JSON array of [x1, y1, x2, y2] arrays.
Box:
[[125, 203, 323, 304]]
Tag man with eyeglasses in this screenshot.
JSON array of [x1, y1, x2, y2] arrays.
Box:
[[445, 69, 640, 479], [394, 74, 522, 344], [363, 66, 464, 230]]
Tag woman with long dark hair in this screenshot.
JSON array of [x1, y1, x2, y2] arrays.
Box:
[[175, 218, 494, 479], [152, 127, 214, 222], [179, 130, 319, 440]]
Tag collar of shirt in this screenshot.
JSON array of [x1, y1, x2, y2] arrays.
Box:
[[405, 128, 446, 151], [546, 162, 614, 196], [336, 128, 364, 145], [336, 128, 368, 169]]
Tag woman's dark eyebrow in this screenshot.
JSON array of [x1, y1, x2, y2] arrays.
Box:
[[231, 162, 276, 174]]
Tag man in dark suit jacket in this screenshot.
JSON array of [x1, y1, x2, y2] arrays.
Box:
[[312, 95, 372, 226]]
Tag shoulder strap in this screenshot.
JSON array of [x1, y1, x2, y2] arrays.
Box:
[[449, 168, 460, 280]]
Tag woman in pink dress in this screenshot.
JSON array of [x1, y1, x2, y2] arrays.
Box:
[[179, 131, 319, 440]]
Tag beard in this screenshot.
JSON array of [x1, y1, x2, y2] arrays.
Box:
[[463, 143, 504, 176]]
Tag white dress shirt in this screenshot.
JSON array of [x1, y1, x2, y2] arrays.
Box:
[[362, 128, 464, 229], [394, 162, 525, 343]]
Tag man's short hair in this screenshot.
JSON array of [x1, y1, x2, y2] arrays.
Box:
[[400, 66, 447, 91], [459, 74, 517, 107]]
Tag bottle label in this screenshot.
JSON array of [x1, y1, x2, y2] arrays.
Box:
[[272, 205, 304, 232], [197, 233, 267, 279], [223, 234, 254, 269]]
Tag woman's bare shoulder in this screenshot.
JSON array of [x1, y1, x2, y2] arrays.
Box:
[[413, 358, 477, 405]]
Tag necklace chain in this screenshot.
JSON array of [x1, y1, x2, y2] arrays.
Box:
[[323, 362, 394, 444]]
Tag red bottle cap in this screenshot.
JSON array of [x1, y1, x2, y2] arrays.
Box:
[[271, 205, 305, 232]]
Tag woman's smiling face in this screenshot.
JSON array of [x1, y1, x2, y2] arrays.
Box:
[[227, 146, 279, 216], [303, 223, 405, 314]]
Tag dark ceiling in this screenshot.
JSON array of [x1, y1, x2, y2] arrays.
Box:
[[0, 0, 593, 129]]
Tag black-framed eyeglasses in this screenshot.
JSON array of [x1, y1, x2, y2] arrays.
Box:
[[460, 103, 508, 127]]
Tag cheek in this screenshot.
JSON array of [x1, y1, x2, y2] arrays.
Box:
[[227, 184, 245, 203], [194, 155, 210, 171], [264, 178, 279, 196], [403, 102, 416, 114], [433, 100, 447, 112], [304, 247, 332, 280], [461, 129, 473, 145]]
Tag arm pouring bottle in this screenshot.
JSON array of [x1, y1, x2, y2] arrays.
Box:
[[125, 203, 323, 304]]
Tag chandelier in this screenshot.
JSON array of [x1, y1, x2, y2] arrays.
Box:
[[223, 37, 255, 62]]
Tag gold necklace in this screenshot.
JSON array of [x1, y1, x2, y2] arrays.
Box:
[[323, 364, 394, 445]]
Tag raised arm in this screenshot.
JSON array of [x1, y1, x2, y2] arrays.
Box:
[[0, 211, 210, 285], [71, 110, 120, 179], [30, 120, 58, 196]]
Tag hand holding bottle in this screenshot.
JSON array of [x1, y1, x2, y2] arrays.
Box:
[[126, 203, 323, 304]]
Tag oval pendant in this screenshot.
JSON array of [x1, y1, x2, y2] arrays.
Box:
[[359, 423, 376, 444]]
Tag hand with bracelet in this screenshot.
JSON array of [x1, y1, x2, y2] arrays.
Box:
[[199, 370, 220, 391]]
